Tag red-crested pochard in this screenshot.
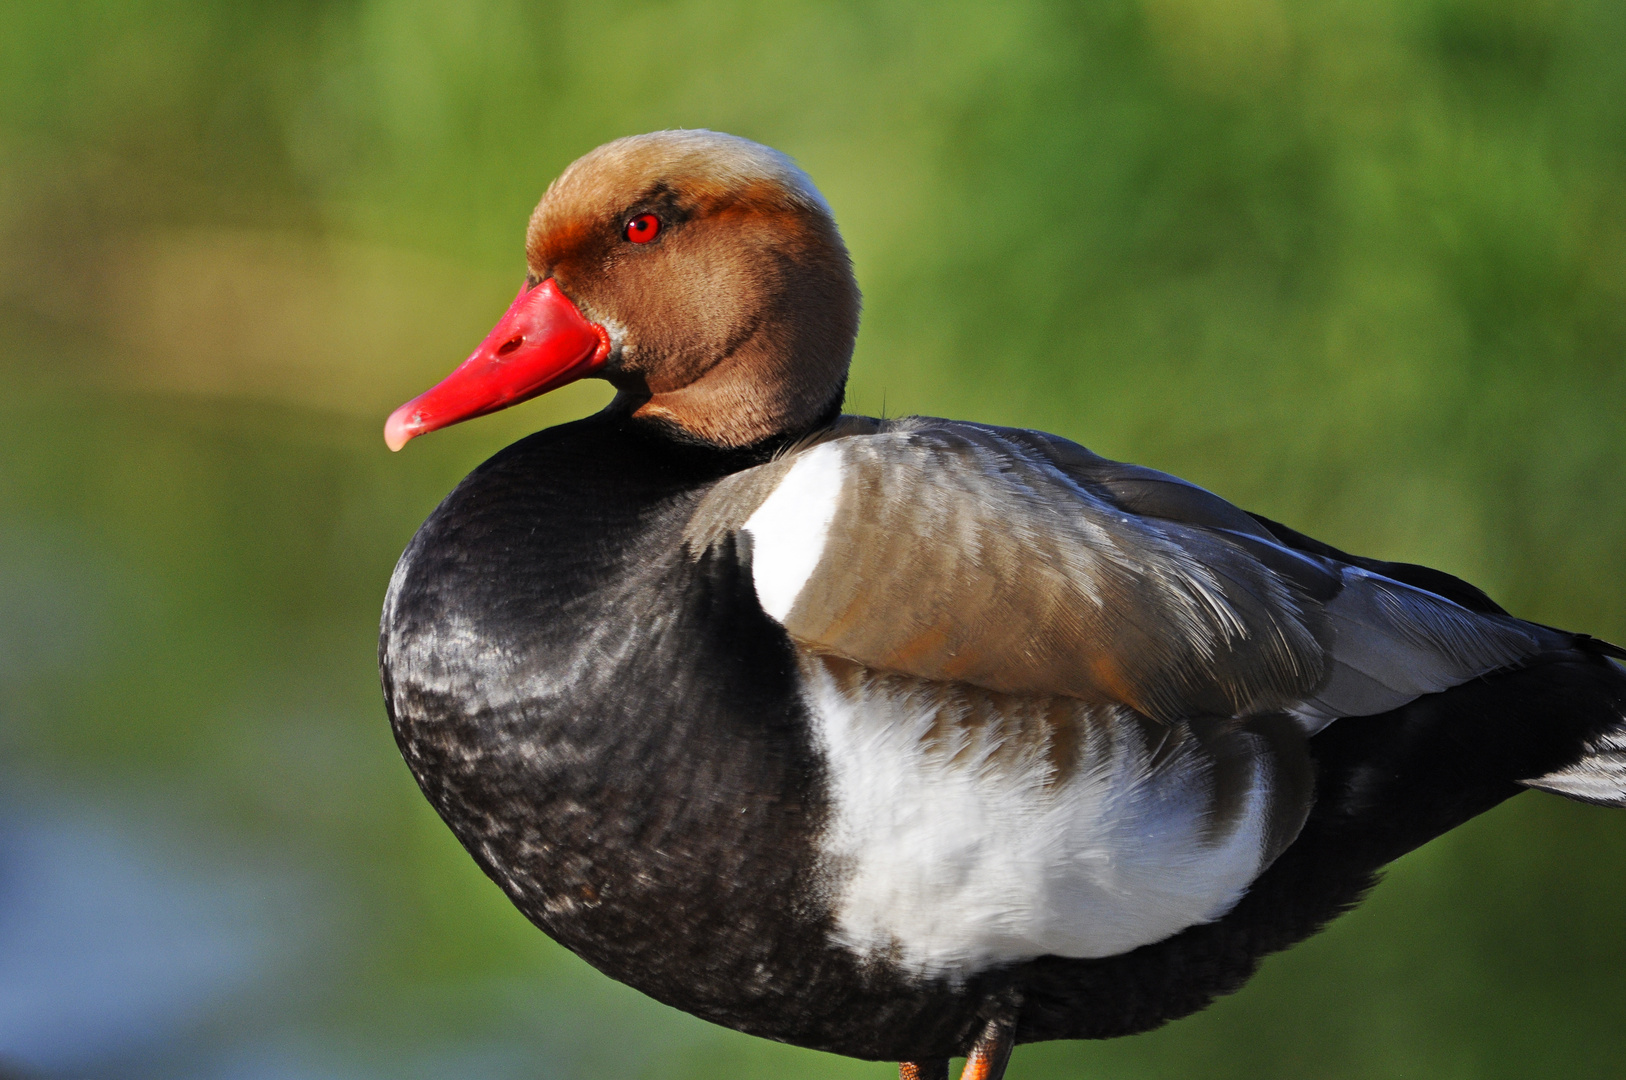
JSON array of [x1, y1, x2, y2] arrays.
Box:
[[379, 130, 1626, 1080]]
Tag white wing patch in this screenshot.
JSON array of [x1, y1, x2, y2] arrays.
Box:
[[742, 443, 847, 621], [801, 657, 1274, 981]]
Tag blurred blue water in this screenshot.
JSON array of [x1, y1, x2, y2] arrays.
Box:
[[0, 794, 314, 1076]]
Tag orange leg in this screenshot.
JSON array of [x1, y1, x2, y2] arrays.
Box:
[[900, 1061, 948, 1080], [957, 1017, 1015, 1080]]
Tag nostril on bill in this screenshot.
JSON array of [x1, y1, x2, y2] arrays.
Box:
[[497, 336, 524, 356]]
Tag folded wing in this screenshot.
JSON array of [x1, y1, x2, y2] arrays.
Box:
[[690, 417, 1561, 730]]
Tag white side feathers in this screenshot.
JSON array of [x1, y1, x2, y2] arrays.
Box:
[[741, 443, 847, 621], [803, 659, 1275, 980]]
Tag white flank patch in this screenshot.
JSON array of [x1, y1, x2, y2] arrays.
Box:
[[802, 660, 1274, 981], [742, 444, 848, 621]]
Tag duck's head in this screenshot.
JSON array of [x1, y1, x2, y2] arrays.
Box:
[[385, 130, 861, 451]]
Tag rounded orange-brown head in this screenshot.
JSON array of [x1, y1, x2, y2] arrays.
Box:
[[386, 130, 861, 451]]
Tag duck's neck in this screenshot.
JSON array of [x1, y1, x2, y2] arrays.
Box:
[[621, 293, 855, 448], [616, 356, 849, 450]]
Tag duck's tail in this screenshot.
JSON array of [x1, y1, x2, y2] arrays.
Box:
[[1520, 637, 1626, 807]]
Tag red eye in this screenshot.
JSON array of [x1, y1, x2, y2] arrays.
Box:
[[625, 214, 660, 243]]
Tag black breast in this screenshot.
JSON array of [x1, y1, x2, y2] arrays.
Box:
[[379, 412, 991, 1058]]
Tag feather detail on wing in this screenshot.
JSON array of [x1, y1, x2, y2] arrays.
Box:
[[687, 417, 1566, 730], [1293, 568, 1556, 730]]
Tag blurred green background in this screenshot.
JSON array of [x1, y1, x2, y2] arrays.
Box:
[[3, 0, 1625, 1077]]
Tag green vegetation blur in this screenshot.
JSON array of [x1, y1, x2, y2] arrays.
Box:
[[3, 0, 1624, 1077]]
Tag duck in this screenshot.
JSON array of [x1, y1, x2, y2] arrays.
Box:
[[378, 130, 1626, 1080]]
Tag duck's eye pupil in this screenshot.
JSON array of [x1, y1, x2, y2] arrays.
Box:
[[625, 214, 660, 243]]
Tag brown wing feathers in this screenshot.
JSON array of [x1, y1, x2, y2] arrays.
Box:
[[742, 422, 1329, 723], [692, 417, 1560, 733]]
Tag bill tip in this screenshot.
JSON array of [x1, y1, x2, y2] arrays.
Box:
[[384, 407, 418, 452]]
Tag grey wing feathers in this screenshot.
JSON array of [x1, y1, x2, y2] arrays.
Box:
[[1295, 568, 1560, 730], [983, 421, 1566, 727], [697, 416, 1566, 728]]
